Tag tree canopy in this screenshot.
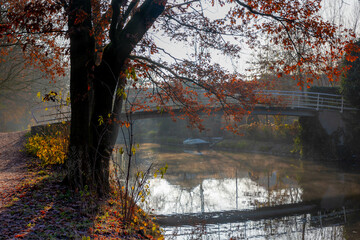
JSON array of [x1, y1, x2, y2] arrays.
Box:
[[1, 0, 357, 194]]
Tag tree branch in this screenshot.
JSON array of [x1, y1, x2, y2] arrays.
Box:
[[128, 55, 245, 105], [110, 0, 124, 42], [112, 0, 167, 68], [120, 0, 141, 28], [235, 0, 295, 23], [165, 0, 199, 9], [164, 14, 245, 37]]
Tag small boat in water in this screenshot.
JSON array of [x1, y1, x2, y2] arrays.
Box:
[[183, 137, 224, 149], [183, 138, 210, 146], [183, 138, 210, 152]]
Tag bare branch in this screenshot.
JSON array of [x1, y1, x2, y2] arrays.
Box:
[[164, 14, 245, 37], [166, 0, 200, 9]]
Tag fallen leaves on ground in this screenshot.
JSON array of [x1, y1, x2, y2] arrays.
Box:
[[0, 158, 163, 239], [0, 162, 93, 239], [91, 194, 164, 240]]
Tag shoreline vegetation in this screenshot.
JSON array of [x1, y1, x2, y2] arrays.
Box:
[[0, 129, 164, 239]]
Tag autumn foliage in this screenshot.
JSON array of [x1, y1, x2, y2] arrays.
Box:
[[25, 131, 69, 166], [0, 1, 67, 79], [1, 0, 357, 104], [2, 0, 359, 194], [1, 0, 357, 121]]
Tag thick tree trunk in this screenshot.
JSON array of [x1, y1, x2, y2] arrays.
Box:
[[89, 44, 123, 195], [66, 0, 167, 196], [65, 0, 95, 191]]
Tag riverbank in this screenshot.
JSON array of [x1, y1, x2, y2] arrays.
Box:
[[0, 131, 163, 239]]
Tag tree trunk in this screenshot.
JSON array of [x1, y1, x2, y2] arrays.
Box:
[[65, 0, 94, 191], [89, 44, 123, 195], [66, 0, 167, 196]]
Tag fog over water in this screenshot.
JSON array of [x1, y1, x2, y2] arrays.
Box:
[[113, 116, 360, 239]]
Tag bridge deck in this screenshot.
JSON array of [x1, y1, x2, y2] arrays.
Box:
[[30, 90, 357, 124]]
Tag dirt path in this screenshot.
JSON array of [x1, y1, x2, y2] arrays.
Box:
[[0, 131, 29, 209]]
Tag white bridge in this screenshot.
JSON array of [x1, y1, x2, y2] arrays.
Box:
[[31, 90, 357, 125]]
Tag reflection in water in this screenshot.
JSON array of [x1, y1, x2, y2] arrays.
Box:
[[118, 143, 360, 239], [163, 215, 346, 240], [142, 177, 302, 215]]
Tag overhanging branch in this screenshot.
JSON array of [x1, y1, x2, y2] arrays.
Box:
[[235, 0, 295, 23]]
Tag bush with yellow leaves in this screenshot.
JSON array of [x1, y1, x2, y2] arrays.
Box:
[[25, 131, 69, 166]]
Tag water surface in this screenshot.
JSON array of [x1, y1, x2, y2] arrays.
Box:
[[124, 143, 360, 239]]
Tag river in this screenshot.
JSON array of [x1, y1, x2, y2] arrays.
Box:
[[115, 142, 360, 239]]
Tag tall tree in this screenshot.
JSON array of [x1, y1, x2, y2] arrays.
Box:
[[1, 0, 356, 195]]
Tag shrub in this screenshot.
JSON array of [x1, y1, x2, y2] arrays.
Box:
[[25, 131, 69, 166]]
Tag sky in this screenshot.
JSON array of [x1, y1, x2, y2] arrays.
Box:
[[151, 0, 360, 78]]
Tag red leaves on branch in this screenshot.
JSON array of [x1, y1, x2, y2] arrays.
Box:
[[1, 0, 67, 79], [74, 9, 89, 25], [2, 0, 358, 132]]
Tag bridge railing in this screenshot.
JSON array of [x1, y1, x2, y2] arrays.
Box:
[[257, 90, 356, 113], [31, 90, 357, 125], [31, 101, 71, 125]]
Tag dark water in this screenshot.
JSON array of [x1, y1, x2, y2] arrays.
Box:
[[127, 143, 360, 239]]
